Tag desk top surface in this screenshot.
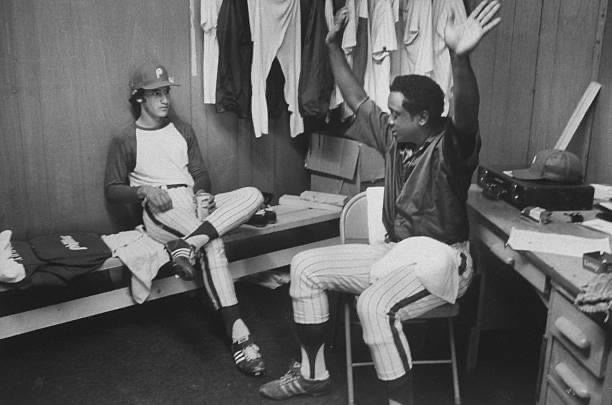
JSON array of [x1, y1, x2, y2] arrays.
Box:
[[468, 185, 610, 296]]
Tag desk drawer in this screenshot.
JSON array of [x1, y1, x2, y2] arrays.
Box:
[[471, 222, 548, 294], [549, 290, 608, 378], [545, 378, 587, 405], [545, 339, 602, 405]]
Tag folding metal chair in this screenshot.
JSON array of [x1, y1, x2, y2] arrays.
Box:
[[341, 191, 461, 405]]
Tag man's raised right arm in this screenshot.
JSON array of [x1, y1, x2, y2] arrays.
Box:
[[326, 7, 368, 112]]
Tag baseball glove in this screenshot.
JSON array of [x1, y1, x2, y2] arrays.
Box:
[[575, 272, 612, 321]]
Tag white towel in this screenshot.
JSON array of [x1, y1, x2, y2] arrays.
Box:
[[102, 227, 169, 303], [370, 236, 462, 303]]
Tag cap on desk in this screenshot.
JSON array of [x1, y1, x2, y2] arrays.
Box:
[[511, 149, 583, 184]]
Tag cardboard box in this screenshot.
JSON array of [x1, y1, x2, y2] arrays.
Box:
[[305, 133, 385, 197]]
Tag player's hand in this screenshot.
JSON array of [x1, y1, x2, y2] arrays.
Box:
[[444, 0, 501, 56], [139, 185, 173, 213], [325, 7, 350, 46]]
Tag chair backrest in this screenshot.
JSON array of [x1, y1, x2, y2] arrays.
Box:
[[340, 187, 387, 245], [340, 192, 369, 244]]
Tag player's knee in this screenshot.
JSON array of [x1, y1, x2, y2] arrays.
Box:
[[243, 186, 264, 206], [290, 251, 315, 284], [356, 290, 388, 326]]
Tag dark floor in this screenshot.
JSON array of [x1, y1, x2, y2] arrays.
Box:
[[0, 274, 545, 405]]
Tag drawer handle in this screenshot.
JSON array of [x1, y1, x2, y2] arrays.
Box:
[[554, 317, 591, 352], [554, 362, 591, 400], [488, 242, 515, 266]]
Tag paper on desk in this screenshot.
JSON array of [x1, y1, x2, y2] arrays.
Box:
[[591, 183, 612, 200], [582, 219, 612, 236], [507, 227, 611, 257]]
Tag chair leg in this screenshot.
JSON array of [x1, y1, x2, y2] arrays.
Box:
[[345, 299, 355, 405], [448, 319, 461, 405]]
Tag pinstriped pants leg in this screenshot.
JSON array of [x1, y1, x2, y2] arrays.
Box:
[[290, 241, 473, 381], [290, 243, 392, 324], [357, 263, 473, 381], [143, 186, 264, 309]]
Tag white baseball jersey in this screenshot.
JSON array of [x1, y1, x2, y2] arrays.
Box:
[[363, 0, 398, 113], [390, 0, 434, 80], [129, 124, 194, 189]]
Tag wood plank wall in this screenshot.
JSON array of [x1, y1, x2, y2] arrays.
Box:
[[588, 0, 612, 184], [468, 0, 543, 168], [0, 0, 308, 240], [467, 0, 610, 181]]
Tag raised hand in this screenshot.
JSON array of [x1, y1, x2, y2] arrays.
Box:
[[445, 0, 501, 56], [325, 7, 350, 46]]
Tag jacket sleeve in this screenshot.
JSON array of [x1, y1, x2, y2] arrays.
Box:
[[344, 99, 393, 154], [178, 122, 212, 193], [104, 126, 141, 204]]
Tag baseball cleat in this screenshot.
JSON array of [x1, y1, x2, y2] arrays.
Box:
[[259, 361, 331, 399], [232, 336, 266, 377], [164, 239, 197, 281]]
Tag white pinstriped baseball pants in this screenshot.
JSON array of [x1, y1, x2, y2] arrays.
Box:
[[143, 186, 263, 309], [290, 239, 473, 381]]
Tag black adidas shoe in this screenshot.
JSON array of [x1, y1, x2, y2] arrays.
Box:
[[232, 336, 266, 377], [164, 239, 196, 281]]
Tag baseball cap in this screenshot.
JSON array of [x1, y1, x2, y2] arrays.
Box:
[[511, 149, 583, 184], [129, 62, 179, 93]]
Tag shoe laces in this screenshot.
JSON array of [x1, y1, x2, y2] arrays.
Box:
[[279, 362, 301, 385], [242, 343, 262, 361]]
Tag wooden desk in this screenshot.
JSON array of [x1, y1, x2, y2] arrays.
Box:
[[467, 185, 612, 405]]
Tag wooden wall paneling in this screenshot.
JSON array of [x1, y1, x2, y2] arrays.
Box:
[[465, 0, 498, 165], [9, 0, 52, 239], [529, 1, 602, 157], [498, 0, 542, 165], [587, 0, 612, 184], [38, 1, 91, 234], [0, 1, 29, 237], [2, 0, 193, 237], [203, 106, 241, 192], [237, 118, 256, 188], [469, 0, 542, 168], [580, 0, 609, 179], [251, 117, 280, 195], [273, 131, 310, 203]]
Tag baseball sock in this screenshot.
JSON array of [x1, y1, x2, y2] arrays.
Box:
[[384, 371, 414, 405], [220, 304, 249, 342], [185, 220, 218, 250], [185, 234, 209, 249], [295, 322, 329, 380]]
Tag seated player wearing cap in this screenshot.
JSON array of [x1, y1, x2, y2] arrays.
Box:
[[259, 1, 501, 403], [104, 62, 266, 377]]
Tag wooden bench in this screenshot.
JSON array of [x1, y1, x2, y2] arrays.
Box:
[[0, 205, 341, 340]]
